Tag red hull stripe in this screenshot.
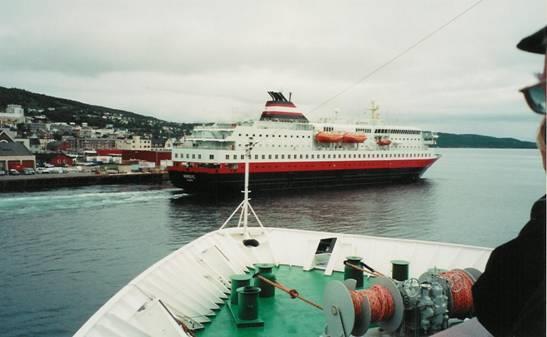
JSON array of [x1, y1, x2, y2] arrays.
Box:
[[168, 158, 438, 175]]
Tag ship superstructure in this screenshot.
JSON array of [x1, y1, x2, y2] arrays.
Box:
[[168, 92, 439, 193]]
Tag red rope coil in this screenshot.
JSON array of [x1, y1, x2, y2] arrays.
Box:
[[439, 269, 474, 317], [351, 285, 395, 322]]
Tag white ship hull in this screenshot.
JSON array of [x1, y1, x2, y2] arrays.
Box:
[[74, 226, 491, 337]]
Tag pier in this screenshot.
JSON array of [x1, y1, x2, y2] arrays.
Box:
[[0, 172, 169, 192]]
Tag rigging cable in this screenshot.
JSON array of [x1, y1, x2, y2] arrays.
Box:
[[310, 0, 486, 113]]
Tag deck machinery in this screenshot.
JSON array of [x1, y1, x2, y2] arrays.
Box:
[[226, 258, 482, 337]]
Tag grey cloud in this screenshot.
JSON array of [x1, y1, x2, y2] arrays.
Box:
[[0, 0, 545, 141]]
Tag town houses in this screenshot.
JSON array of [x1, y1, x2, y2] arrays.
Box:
[[0, 104, 184, 174]]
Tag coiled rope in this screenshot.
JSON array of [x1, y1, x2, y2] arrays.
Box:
[[438, 269, 474, 317], [350, 285, 395, 322]]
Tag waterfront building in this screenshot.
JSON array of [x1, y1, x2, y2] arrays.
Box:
[[0, 130, 36, 171], [92, 128, 117, 138], [49, 122, 74, 134], [29, 122, 50, 135], [151, 137, 166, 151], [0, 105, 25, 125], [35, 153, 75, 167], [96, 149, 170, 167], [63, 136, 117, 152], [115, 135, 152, 150], [76, 127, 94, 138], [51, 154, 75, 166], [28, 137, 49, 153], [162, 138, 180, 150]]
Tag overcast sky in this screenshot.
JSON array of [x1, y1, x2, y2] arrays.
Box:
[[0, 0, 545, 140]]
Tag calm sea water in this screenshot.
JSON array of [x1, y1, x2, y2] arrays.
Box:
[[0, 148, 544, 337]]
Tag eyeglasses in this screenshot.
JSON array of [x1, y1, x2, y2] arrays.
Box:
[[520, 81, 546, 114]]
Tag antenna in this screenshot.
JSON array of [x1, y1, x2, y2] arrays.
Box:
[[369, 101, 381, 124]]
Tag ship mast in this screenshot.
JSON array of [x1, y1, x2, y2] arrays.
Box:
[[219, 139, 265, 232], [242, 140, 253, 230], [369, 101, 382, 124]]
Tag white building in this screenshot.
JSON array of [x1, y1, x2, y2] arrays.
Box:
[[163, 138, 182, 150], [115, 135, 152, 150], [0, 104, 25, 124]]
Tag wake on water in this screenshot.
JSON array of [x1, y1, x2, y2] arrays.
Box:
[[0, 187, 187, 216]]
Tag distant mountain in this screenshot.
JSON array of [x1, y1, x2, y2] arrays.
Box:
[[0, 86, 195, 137], [436, 132, 536, 149]]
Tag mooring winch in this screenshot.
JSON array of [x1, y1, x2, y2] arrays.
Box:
[[227, 259, 482, 336], [323, 258, 482, 337]]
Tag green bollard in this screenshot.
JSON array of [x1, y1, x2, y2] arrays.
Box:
[[237, 286, 261, 320], [344, 256, 364, 288], [391, 260, 410, 281], [230, 274, 251, 304], [254, 263, 276, 297]]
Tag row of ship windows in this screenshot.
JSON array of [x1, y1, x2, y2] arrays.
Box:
[[323, 127, 420, 135], [173, 152, 431, 160], [238, 133, 311, 139], [175, 153, 202, 159], [239, 143, 309, 147], [376, 129, 421, 135], [324, 127, 376, 133]]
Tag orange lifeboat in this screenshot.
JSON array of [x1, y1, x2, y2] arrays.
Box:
[[315, 132, 343, 143], [377, 138, 392, 146], [342, 133, 367, 143]]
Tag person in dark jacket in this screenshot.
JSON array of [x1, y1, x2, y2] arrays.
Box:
[[471, 26, 546, 337]]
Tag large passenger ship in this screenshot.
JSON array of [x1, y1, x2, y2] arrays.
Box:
[[168, 92, 439, 193]]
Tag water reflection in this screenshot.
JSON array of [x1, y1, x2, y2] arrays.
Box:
[[165, 179, 438, 246], [167, 194, 235, 246]]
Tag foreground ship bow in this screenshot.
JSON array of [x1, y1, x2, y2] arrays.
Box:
[[168, 92, 439, 194], [76, 145, 493, 337], [73, 214, 492, 336]]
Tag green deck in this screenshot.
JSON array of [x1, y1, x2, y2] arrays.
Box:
[[197, 265, 375, 337]]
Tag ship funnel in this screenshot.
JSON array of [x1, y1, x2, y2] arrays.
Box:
[[261, 91, 309, 123]]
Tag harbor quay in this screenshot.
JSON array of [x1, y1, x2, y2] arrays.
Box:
[[0, 172, 169, 192]]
